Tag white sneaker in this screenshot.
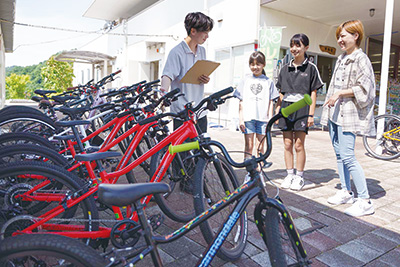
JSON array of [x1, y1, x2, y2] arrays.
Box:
[[327, 189, 355, 205], [290, 175, 304, 191], [344, 199, 375, 217], [281, 174, 294, 189]]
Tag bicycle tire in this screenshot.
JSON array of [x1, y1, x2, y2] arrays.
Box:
[[0, 144, 70, 168], [363, 114, 400, 160], [0, 112, 57, 137], [263, 207, 304, 267], [0, 161, 99, 245], [0, 132, 57, 150], [193, 155, 247, 261], [0, 234, 107, 266], [149, 148, 196, 223], [0, 105, 45, 117]]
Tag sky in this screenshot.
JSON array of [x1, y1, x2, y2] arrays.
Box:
[[6, 0, 106, 67]]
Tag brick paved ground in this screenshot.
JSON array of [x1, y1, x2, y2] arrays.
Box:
[[122, 127, 400, 267]]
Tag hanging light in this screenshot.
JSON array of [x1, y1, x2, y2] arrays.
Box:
[[369, 8, 375, 17]]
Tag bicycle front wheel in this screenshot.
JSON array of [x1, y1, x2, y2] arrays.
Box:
[[193, 155, 247, 261], [363, 114, 400, 160], [0, 234, 107, 266], [263, 208, 305, 267]]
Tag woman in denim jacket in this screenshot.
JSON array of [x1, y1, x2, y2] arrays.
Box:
[[320, 20, 375, 217]]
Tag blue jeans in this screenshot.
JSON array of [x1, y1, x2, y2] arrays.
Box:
[[328, 120, 370, 199]]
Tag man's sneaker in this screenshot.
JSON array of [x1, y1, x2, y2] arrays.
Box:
[[281, 174, 294, 189], [327, 189, 355, 205], [344, 199, 374, 217], [290, 175, 304, 191]]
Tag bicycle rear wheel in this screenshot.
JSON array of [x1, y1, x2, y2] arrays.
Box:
[[193, 155, 247, 261], [0, 162, 99, 245], [363, 114, 400, 160], [0, 234, 107, 266], [0, 132, 57, 150], [0, 112, 57, 137], [0, 144, 70, 167], [149, 148, 196, 223]]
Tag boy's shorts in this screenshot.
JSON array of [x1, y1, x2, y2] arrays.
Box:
[[244, 120, 266, 135]]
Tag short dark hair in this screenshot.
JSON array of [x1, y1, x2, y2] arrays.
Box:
[[184, 12, 214, 36]]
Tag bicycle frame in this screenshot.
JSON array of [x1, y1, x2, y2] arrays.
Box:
[[14, 118, 200, 240]]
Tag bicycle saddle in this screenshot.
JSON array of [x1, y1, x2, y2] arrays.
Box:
[[98, 183, 170, 207]]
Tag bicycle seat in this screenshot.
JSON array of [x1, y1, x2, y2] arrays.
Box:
[[52, 95, 79, 104], [34, 89, 57, 96], [58, 106, 90, 118], [98, 183, 171, 207]]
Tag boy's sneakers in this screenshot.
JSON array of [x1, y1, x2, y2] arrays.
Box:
[[327, 189, 355, 205], [281, 174, 294, 189], [344, 199, 375, 217], [290, 175, 304, 191]]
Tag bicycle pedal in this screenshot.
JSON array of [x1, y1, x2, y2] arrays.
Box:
[[148, 213, 164, 231]]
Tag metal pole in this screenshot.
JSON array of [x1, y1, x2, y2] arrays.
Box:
[[378, 0, 394, 116], [375, 0, 394, 155]]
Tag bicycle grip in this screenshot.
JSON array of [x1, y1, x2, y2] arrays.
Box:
[[169, 141, 199, 155], [209, 87, 234, 100], [281, 94, 312, 118]]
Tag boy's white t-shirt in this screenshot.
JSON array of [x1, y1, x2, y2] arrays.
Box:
[[234, 74, 279, 122]]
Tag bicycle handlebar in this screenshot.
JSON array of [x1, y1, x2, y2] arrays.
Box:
[[169, 94, 312, 168]]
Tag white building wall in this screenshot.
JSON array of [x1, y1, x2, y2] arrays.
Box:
[[260, 7, 340, 55]]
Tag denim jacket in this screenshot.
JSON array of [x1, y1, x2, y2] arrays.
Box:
[[320, 49, 376, 136]]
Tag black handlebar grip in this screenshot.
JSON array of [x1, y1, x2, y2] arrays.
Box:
[[163, 88, 181, 99], [138, 114, 161, 126], [209, 87, 234, 100]]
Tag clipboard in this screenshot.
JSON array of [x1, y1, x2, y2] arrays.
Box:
[[180, 60, 220, 84]]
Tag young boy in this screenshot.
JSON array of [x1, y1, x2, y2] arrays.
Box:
[[160, 12, 214, 133]]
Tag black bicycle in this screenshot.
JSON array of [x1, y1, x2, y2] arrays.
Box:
[[0, 95, 312, 267]]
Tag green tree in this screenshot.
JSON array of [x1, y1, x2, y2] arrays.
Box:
[[6, 61, 46, 97], [5, 73, 31, 99], [41, 55, 74, 93]]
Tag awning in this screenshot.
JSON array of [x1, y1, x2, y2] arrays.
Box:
[[54, 50, 116, 64], [0, 0, 16, 52]]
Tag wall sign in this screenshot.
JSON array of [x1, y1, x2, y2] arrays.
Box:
[[319, 45, 336, 55]]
